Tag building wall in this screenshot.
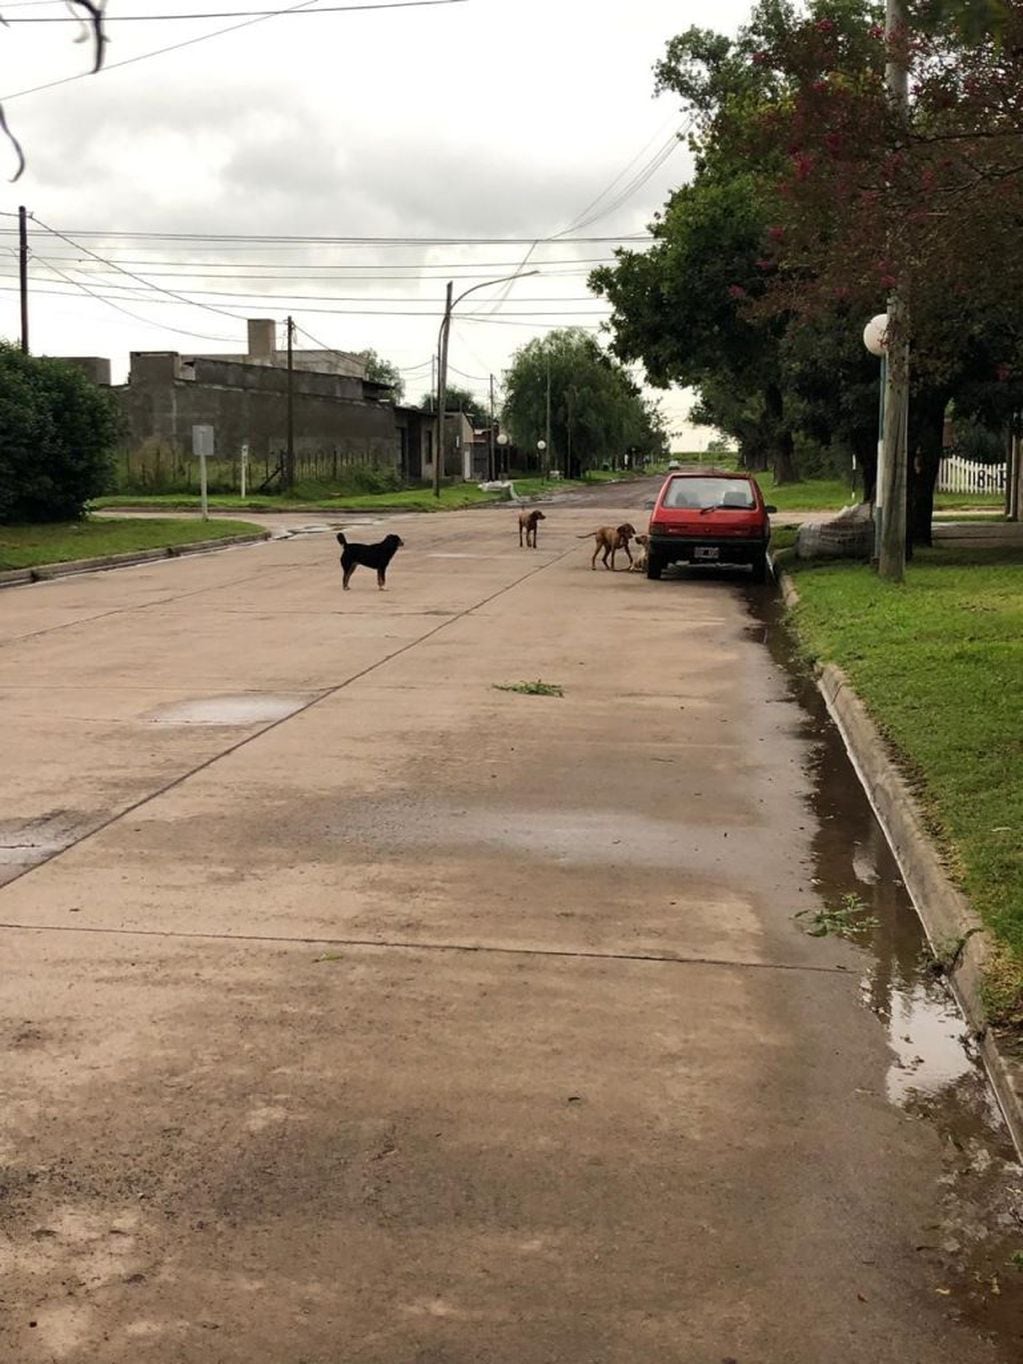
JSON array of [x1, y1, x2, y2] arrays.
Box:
[[190, 319, 370, 381], [117, 352, 398, 464]]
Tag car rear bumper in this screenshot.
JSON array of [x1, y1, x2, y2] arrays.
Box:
[[648, 535, 768, 566]]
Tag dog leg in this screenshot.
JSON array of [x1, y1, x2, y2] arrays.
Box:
[[377, 569, 387, 591], [591, 544, 600, 570], [342, 565, 354, 591], [623, 544, 634, 567], [519, 527, 524, 547]]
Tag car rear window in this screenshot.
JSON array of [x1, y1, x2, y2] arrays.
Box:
[[662, 477, 756, 510]]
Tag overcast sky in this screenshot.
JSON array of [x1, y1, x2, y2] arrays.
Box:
[[0, 0, 752, 445]]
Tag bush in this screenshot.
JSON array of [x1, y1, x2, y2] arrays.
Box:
[[0, 345, 118, 523]]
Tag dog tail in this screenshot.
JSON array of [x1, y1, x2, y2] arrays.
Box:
[[336, 533, 347, 547], [576, 531, 597, 539]]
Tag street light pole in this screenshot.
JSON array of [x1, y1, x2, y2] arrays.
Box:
[[879, 0, 911, 581], [433, 269, 540, 498], [285, 315, 295, 491], [488, 374, 496, 481], [545, 353, 552, 480]]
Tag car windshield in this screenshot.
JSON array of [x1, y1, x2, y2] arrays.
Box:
[[662, 477, 755, 511]]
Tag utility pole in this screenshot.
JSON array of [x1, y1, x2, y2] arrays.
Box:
[[545, 352, 552, 480], [434, 282, 453, 498], [285, 315, 295, 491], [18, 206, 29, 354], [488, 374, 496, 481], [879, 0, 910, 581]]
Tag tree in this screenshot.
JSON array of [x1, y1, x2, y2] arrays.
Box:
[[419, 385, 489, 426], [359, 350, 404, 403], [731, 2, 1023, 535], [0, 345, 119, 523], [592, 171, 800, 482], [502, 329, 666, 476]]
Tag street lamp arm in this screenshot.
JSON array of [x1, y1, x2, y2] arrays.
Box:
[[433, 270, 539, 498], [451, 269, 540, 312]]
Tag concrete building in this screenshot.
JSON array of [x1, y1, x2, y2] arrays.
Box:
[[58, 320, 480, 487], [117, 350, 399, 471], [199, 318, 370, 380]]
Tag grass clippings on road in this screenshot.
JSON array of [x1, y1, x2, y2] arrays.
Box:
[[494, 680, 565, 697], [785, 543, 1023, 1021], [0, 517, 265, 571]]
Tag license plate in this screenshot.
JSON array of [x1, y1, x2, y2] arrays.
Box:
[[693, 546, 720, 560]]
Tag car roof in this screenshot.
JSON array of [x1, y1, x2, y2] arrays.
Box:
[[665, 467, 753, 480]]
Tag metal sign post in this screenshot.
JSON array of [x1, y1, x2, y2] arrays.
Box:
[[240, 442, 249, 500], [192, 424, 214, 521]]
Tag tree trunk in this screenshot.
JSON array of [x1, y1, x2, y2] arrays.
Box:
[[765, 383, 797, 485], [907, 390, 947, 549], [854, 433, 877, 504]]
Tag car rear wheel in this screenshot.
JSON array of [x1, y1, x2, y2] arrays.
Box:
[[750, 551, 768, 584], [646, 554, 664, 580]]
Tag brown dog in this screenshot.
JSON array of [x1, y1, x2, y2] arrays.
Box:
[[577, 523, 638, 571], [518, 509, 546, 549], [630, 533, 650, 573]]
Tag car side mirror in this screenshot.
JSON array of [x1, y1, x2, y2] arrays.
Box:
[[764, 504, 778, 514]]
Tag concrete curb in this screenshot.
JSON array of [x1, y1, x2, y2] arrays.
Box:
[[0, 531, 270, 589], [776, 563, 1023, 1159]]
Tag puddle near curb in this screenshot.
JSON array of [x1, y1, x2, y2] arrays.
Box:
[[146, 693, 313, 726], [746, 585, 1023, 1345]]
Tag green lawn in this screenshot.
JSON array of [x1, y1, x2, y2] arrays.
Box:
[[785, 545, 1023, 1022], [0, 517, 265, 571], [93, 485, 502, 513], [92, 471, 649, 515]]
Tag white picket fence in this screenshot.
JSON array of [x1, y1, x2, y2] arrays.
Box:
[[936, 456, 1007, 496]]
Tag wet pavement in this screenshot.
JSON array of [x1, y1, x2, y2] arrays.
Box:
[[1, 503, 1021, 1362]]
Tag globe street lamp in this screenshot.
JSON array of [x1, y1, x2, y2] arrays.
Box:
[[536, 438, 547, 479], [434, 271, 540, 497], [863, 312, 889, 563], [496, 431, 509, 479]]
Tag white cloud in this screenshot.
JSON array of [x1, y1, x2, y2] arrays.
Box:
[[0, 0, 753, 430]]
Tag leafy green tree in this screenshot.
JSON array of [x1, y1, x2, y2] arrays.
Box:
[[592, 171, 801, 481], [359, 349, 405, 403], [0, 345, 118, 523], [502, 329, 666, 476]]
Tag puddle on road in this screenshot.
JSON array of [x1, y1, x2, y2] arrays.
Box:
[[746, 585, 1023, 1346], [0, 809, 91, 884], [146, 693, 312, 726]]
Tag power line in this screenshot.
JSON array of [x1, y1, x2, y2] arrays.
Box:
[[1, 0, 467, 103], [0, 228, 648, 245], [31, 214, 249, 322], [558, 115, 681, 237], [22, 270, 605, 305], [3, 0, 467, 19], [27, 256, 236, 341], [20, 257, 618, 276], [4, 281, 603, 327]]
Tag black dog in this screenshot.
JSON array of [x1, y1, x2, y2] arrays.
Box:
[[336, 531, 403, 591]]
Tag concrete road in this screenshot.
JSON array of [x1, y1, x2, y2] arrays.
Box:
[[1, 501, 1020, 1363]]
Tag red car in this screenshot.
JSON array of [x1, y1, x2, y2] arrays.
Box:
[[646, 469, 776, 583]]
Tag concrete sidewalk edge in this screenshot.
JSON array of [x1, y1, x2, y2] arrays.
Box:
[[776, 563, 1023, 1160], [0, 531, 271, 589]]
